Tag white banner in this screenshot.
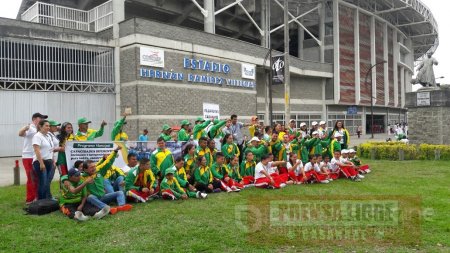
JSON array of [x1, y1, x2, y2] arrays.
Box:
[[140, 47, 165, 68], [241, 63, 256, 80], [203, 103, 220, 120], [65, 142, 128, 170]]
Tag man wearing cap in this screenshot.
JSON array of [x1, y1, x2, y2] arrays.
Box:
[[60, 168, 104, 221], [309, 121, 319, 137], [18, 112, 48, 203], [47, 120, 64, 197], [178, 120, 192, 142], [75, 117, 107, 141], [111, 113, 129, 141], [328, 132, 343, 158], [244, 137, 268, 162], [159, 124, 173, 141], [318, 121, 328, 139], [150, 137, 175, 178], [193, 117, 211, 140]]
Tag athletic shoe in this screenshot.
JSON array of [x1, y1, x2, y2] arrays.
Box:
[[244, 184, 255, 188], [365, 169, 371, 173], [226, 187, 233, 193], [320, 180, 330, 184], [280, 183, 287, 188], [357, 174, 365, 179], [117, 204, 133, 212], [200, 193, 208, 199], [110, 207, 118, 215], [196, 191, 201, 198], [328, 178, 333, 182], [353, 177, 361, 182], [231, 186, 241, 192], [74, 211, 89, 222], [267, 186, 275, 189], [94, 205, 110, 219]]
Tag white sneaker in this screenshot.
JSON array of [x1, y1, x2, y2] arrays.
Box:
[[320, 180, 330, 184], [200, 193, 208, 199], [226, 187, 233, 193], [231, 186, 241, 192], [328, 178, 333, 182], [94, 205, 110, 219], [74, 211, 89, 221], [357, 174, 365, 179], [244, 184, 255, 188], [280, 183, 287, 188], [366, 169, 371, 174]]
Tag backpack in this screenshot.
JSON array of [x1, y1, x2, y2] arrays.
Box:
[[24, 199, 59, 215]]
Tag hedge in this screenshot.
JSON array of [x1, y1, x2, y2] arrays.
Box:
[[357, 142, 450, 161]]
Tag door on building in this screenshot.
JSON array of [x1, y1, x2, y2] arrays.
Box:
[[366, 115, 385, 134]]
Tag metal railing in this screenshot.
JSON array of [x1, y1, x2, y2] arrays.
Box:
[[21, 1, 113, 32]]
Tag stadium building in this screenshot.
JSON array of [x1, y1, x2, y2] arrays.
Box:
[[0, 0, 438, 156]]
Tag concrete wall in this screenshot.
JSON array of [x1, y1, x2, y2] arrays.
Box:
[[406, 89, 450, 145]]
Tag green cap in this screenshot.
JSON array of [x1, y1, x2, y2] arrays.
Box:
[[195, 117, 205, 123], [78, 117, 91, 124], [162, 124, 172, 131], [48, 120, 61, 126], [180, 120, 190, 126], [165, 167, 176, 176]]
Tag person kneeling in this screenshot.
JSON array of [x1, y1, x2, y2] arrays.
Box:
[[60, 168, 102, 221]]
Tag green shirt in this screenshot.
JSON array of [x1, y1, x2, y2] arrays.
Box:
[[59, 175, 86, 205], [82, 172, 105, 198]]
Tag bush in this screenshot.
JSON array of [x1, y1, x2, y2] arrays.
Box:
[[357, 142, 450, 161]]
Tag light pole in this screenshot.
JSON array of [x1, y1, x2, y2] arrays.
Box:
[[364, 60, 386, 138]]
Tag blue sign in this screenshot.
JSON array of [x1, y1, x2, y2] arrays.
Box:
[[347, 106, 358, 115]]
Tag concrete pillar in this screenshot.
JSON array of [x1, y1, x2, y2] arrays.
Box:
[[383, 22, 389, 106], [393, 30, 399, 107], [332, 0, 340, 104], [204, 0, 215, 33], [370, 15, 376, 105], [400, 67, 405, 107], [297, 6, 304, 60], [261, 0, 270, 48], [319, 1, 326, 63], [113, 0, 125, 120], [284, 0, 290, 123], [354, 8, 360, 105]]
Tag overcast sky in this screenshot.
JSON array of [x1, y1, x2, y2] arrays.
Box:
[[0, 0, 447, 87]]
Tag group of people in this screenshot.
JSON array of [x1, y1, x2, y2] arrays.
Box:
[[19, 113, 371, 221]]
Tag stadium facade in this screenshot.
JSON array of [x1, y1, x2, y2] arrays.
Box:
[[0, 0, 438, 156]]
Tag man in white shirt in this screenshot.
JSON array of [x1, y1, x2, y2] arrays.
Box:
[[18, 112, 47, 203], [254, 154, 286, 189], [331, 150, 362, 181]]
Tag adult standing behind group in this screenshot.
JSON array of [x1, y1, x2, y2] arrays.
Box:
[[223, 115, 250, 163], [56, 122, 75, 176], [329, 121, 350, 150], [18, 112, 48, 204]]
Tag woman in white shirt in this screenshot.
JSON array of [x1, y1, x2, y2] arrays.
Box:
[[32, 120, 55, 200], [287, 153, 303, 184]]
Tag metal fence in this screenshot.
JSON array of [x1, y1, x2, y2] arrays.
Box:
[[0, 37, 114, 92], [21, 1, 113, 32]]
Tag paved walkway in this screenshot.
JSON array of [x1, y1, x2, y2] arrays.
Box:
[[0, 133, 390, 187]]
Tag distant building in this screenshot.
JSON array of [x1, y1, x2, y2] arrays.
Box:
[[0, 0, 438, 156]]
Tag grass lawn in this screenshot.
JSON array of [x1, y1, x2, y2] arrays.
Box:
[[0, 160, 449, 252]]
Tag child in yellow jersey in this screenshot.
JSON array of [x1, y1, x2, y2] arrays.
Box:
[[182, 143, 196, 182]]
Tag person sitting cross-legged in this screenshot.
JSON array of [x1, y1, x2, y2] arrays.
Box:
[[124, 157, 158, 203]]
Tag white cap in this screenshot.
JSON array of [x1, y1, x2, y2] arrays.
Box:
[[250, 136, 260, 142], [311, 121, 318, 126], [319, 121, 326, 125], [300, 122, 306, 127], [349, 149, 356, 153], [312, 131, 319, 135], [341, 149, 348, 154], [289, 119, 295, 123], [334, 132, 343, 138]]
